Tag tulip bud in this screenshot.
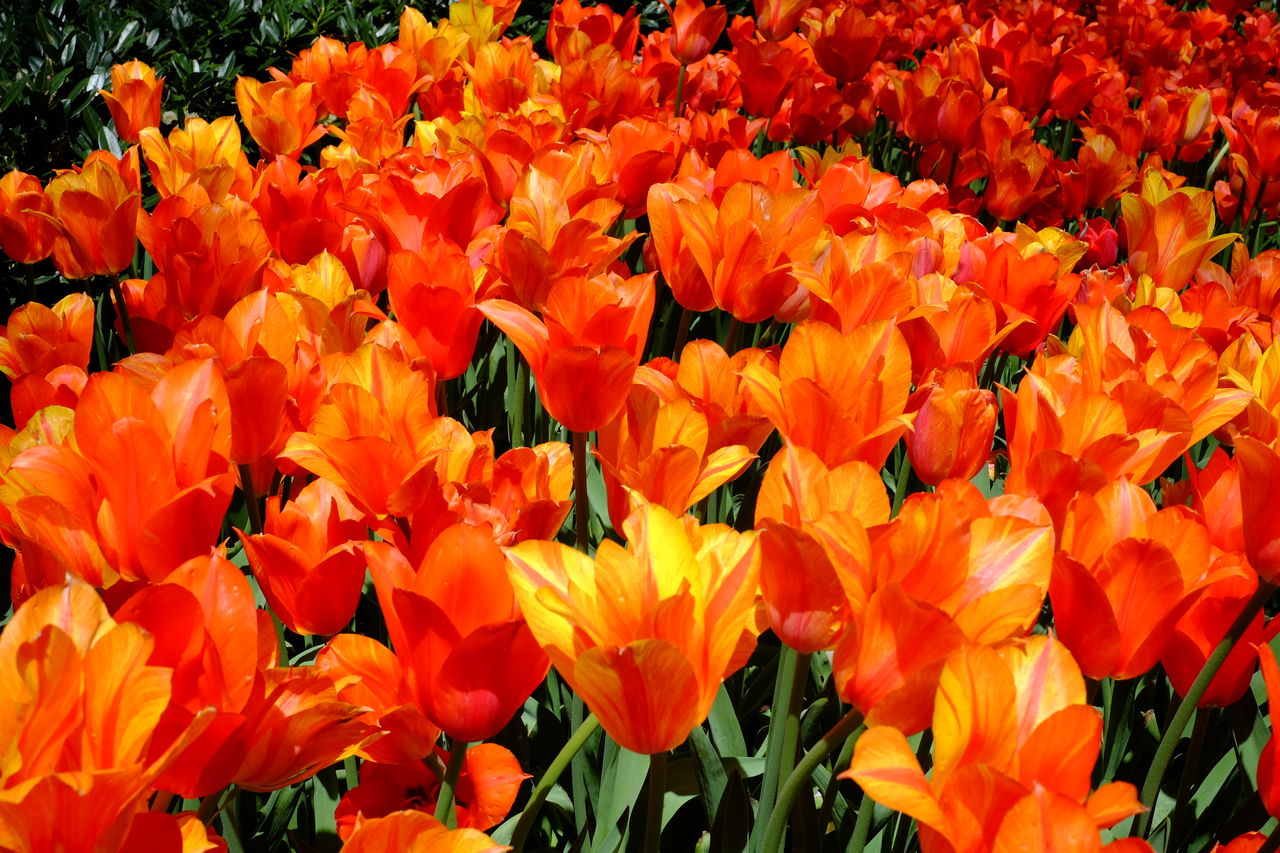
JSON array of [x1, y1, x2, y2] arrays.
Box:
[[907, 371, 997, 486]]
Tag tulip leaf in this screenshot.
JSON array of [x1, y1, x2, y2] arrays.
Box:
[[708, 684, 748, 758], [710, 769, 752, 853], [687, 726, 728, 821], [591, 738, 650, 853]]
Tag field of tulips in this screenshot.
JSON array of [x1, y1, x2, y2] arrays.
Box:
[[3, 0, 1280, 849]]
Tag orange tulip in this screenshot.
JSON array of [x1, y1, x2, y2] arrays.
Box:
[[490, 161, 634, 310], [506, 502, 761, 754], [905, 367, 997, 486], [480, 271, 654, 433], [0, 359, 235, 595], [139, 116, 255, 200], [639, 339, 776, 454], [0, 292, 94, 382], [235, 76, 326, 159], [738, 319, 913, 469], [342, 811, 507, 853], [835, 481, 1053, 732], [136, 184, 271, 322], [280, 341, 440, 519], [1120, 171, 1238, 292], [753, 0, 812, 40], [595, 379, 755, 532], [660, 0, 727, 66], [646, 180, 824, 322], [367, 523, 550, 742], [844, 638, 1148, 853], [45, 153, 141, 278], [386, 238, 489, 380], [0, 579, 213, 852], [1235, 436, 1280, 584], [1052, 480, 1221, 680], [1258, 644, 1280, 818], [316, 633, 441, 765], [336, 745, 526, 836], [0, 170, 57, 264], [1162, 560, 1280, 707], [239, 479, 369, 636], [100, 60, 163, 143], [754, 443, 888, 652]]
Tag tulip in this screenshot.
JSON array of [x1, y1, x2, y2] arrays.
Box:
[[100, 60, 163, 143], [660, 0, 727, 66], [1257, 645, 1280, 818], [480, 271, 654, 434], [235, 76, 326, 159], [335, 745, 527, 836], [844, 638, 1149, 853], [239, 479, 369, 636], [905, 368, 997, 486], [506, 502, 761, 754], [45, 155, 141, 279], [367, 523, 550, 742], [0, 170, 57, 264], [342, 811, 507, 853]]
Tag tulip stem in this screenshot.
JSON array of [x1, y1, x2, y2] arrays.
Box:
[[1134, 581, 1275, 837], [816, 719, 860, 842], [644, 751, 668, 853], [673, 306, 693, 357], [725, 317, 743, 355], [510, 713, 602, 850], [508, 339, 526, 449], [23, 266, 34, 303], [752, 647, 809, 852], [110, 276, 137, 354], [674, 63, 688, 118], [238, 464, 263, 535], [572, 430, 590, 552], [761, 709, 865, 853], [847, 786, 874, 853], [435, 740, 470, 829]]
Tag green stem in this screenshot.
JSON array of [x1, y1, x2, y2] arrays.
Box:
[[644, 751, 668, 853], [761, 710, 865, 853], [673, 306, 693, 358], [1134, 581, 1275, 837], [725, 317, 743, 355], [238, 463, 263, 535], [752, 647, 810, 852], [674, 63, 687, 119], [847, 788, 874, 853], [435, 741, 470, 829], [1259, 830, 1280, 853], [110, 276, 137, 354], [509, 340, 526, 449], [816, 721, 860, 844], [510, 713, 602, 850], [572, 430, 590, 552]]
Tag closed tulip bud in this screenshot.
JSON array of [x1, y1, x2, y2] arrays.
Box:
[[100, 60, 163, 143], [906, 370, 997, 486]]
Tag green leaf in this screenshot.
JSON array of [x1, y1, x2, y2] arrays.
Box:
[[591, 739, 650, 853], [687, 726, 728, 822], [708, 684, 748, 759]]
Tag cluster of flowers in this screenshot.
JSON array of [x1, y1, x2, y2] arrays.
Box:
[[2, 0, 1280, 849]]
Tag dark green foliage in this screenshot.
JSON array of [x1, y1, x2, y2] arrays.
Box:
[[0, 0, 440, 177]]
